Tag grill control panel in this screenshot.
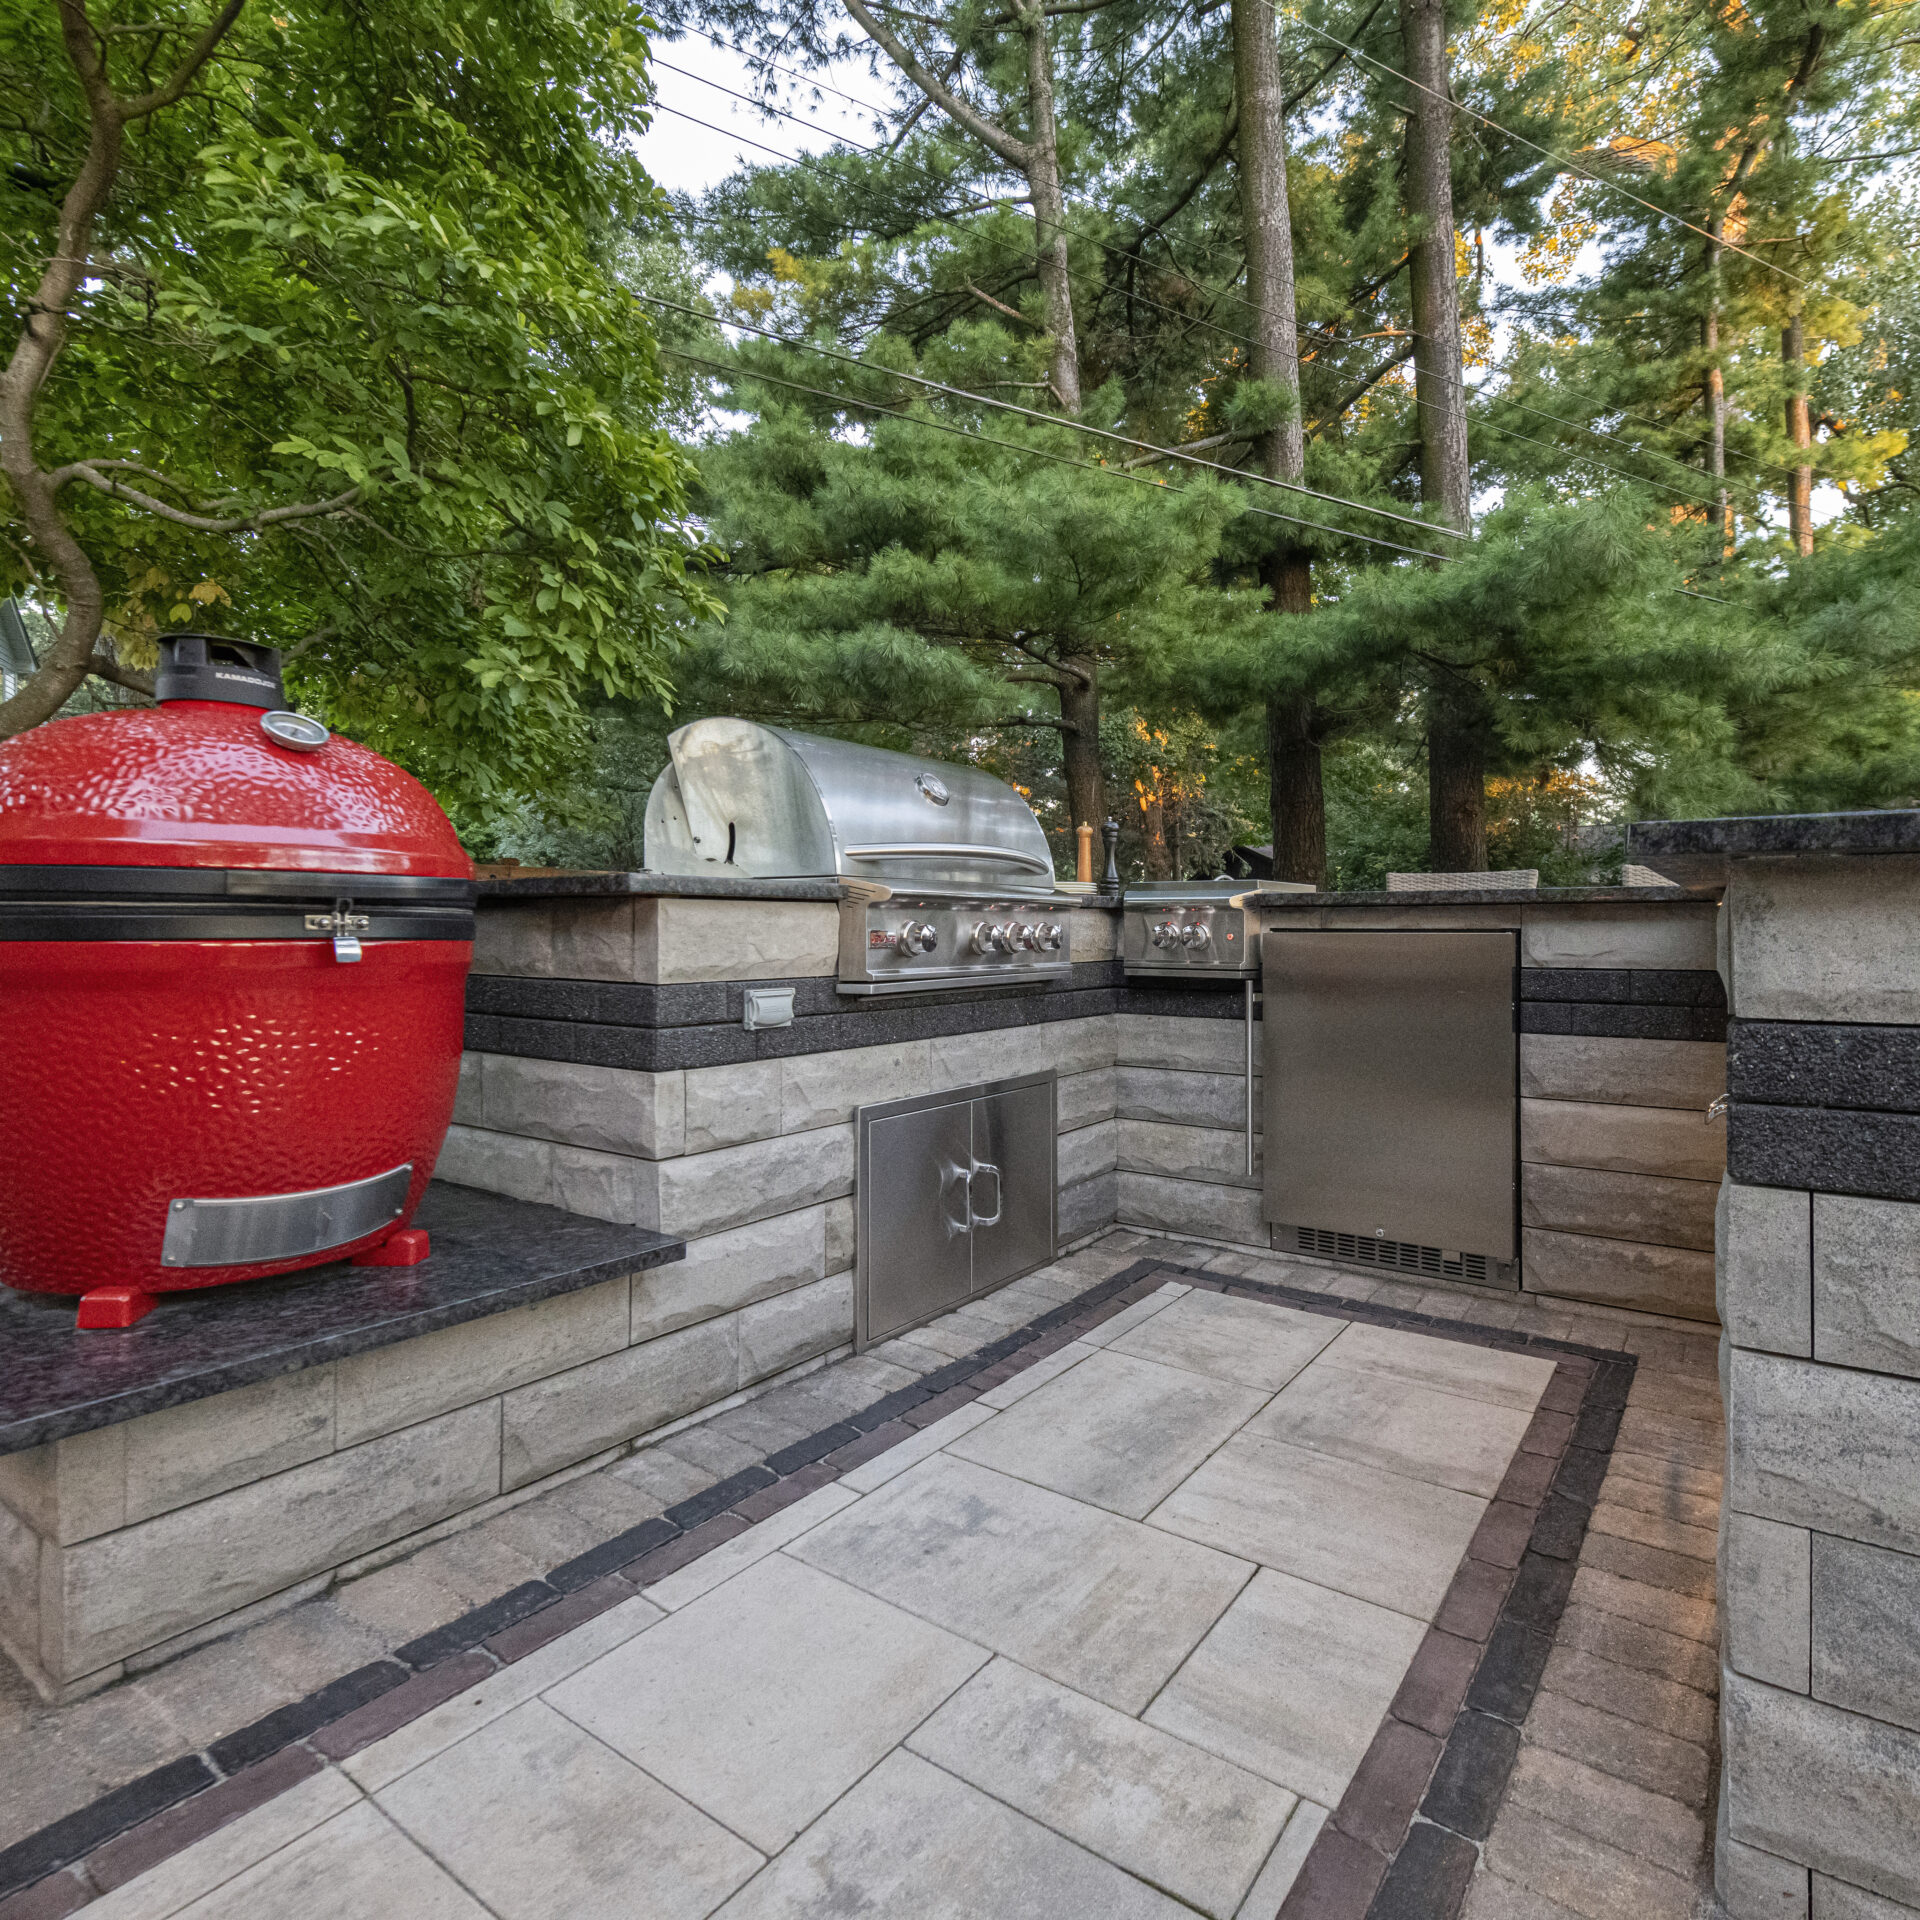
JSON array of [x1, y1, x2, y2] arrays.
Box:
[[1123, 900, 1258, 977], [840, 894, 1073, 995]]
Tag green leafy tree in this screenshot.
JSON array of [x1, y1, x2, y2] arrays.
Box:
[[1, 0, 717, 815]]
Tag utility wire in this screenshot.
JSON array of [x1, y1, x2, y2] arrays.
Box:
[[664, 346, 1462, 561], [638, 289, 1468, 539], [1284, 9, 1806, 287]]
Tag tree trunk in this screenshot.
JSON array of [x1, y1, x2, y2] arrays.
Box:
[[1022, 10, 1081, 413], [1232, 0, 1324, 880], [1058, 659, 1104, 832], [1783, 313, 1813, 557], [1400, 0, 1482, 868], [1399, 0, 1470, 529], [1141, 787, 1172, 878], [1266, 690, 1326, 887], [1428, 721, 1487, 873]]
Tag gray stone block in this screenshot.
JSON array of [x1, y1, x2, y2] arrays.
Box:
[[642, 898, 839, 983], [1520, 1033, 1726, 1110], [0, 1497, 41, 1680], [1117, 1066, 1252, 1131], [433, 1124, 554, 1206], [1521, 908, 1717, 971], [549, 1141, 645, 1224], [1730, 1352, 1920, 1554], [453, 1051, 485, 1127], [737, 1271, 855, 1382], [0, 1424, 125, 1545], [1731, 856, 1920, 1024], [1520, 1097, 1728, 1181], [646, 1124, 855, 1239], [1058, 1118, 1118, 1187], [684, 1059, 784, 1153], [1071, 908, 1121, 962], [1521, 1161, 1717, 1250], [471, 903, 557, 978], [1726, 1513, 1812, 1692], [1520, 1226, 1718, 1322], [50, 1401, 502, 1678], [1815, 1195, 1920, 1377], [1115, 1014, 1245, 1074], [1057, 1067, 1117, 1132], [549, 899, 643, 980], [1721, 1181, 1813, 1357], [1059, 1171, 1118, 1242], [1116, 1171, 1263, 1245], [1813, 1534, 1920, 1735], [122, 1369, 338, 1526], [631, 1208, 827, 1343], [782, 1041, 931, 1132], [336, 1279, 631, 1447], [481, 1054, 684, 1160], [1117, 1119, 1258, 1187], [1725, 1668, 1920, 1907], [825, 1196, 855, 1275], [1720, 1831, 1810, 1919], [500, 1318, 740, 1489], [1815, 1874, 1920, 1917]]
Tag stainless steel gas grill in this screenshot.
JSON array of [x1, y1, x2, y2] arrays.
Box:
[[643, 718, 1071, 995]]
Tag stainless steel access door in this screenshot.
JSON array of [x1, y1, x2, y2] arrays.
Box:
[[856, 1071, 1057, 1347], [1262, 929, 1517, 1261]]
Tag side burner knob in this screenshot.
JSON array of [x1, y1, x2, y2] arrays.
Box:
[[1180, 922, 1213, 950], [1150, 920, 1182, 949]]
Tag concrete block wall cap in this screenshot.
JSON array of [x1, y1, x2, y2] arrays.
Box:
[[1632, 808, 1920, 859], [1253, 884, 1723, 906], [477, 871, 843, 901]]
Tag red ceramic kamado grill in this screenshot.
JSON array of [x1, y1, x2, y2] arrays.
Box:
[[0, 634, 475, 1328]]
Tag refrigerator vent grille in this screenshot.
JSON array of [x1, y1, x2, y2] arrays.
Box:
[[1296, 1226, 1488, 1285]]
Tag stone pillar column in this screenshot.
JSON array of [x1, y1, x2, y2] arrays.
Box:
[[1632, 819, 1920, 1918]]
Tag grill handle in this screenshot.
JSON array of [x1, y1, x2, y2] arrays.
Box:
[[841, 843, 1054, 875]]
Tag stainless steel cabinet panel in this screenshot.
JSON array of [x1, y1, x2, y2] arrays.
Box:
[[856, 1072, 1057, 1347], [1262, 929, 1517, 1262]]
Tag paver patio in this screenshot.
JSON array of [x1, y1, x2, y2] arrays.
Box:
[[0, 1231, 1728, 1920]]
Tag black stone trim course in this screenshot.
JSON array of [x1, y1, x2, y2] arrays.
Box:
[[1632, 805, 1920, 859], [1730, 1018, 1920, 1114], [0, 1255, 1632, 1917], [0, 1183, 682, 1455], [1517, 967, 1727, 1043], [1729, 1101, 1920, 1204]]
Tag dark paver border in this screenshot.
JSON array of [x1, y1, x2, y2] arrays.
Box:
[[0, 1253, 1631, 1920]]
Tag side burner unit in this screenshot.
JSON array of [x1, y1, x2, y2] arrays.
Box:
[[644, 718, 1072, 995], [1120, 880, 1312, 980]]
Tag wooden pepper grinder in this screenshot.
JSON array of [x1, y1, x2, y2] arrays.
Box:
[[1098, 818, 1121, 897], [1075, 822, 1094, 885]]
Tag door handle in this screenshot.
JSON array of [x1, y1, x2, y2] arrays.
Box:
[[968, 1160, 1003, 1227], [939, 1159, 973, 1240]]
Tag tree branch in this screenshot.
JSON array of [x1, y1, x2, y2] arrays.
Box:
[[59, 464, 363, 533], [841, 0, 1032, 168], [120, 0, 246, 121], [88, 650, 155, 697]]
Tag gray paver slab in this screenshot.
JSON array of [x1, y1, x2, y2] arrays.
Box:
[[907, 1656, 1295, 1919], [1148, 1430, 1487, 1619], [1317, 1320, 1558, 1410], [1247, 1358, 1536, 1498], [711, 1749, 1192, 1919], [1110, 1287, 1344, 1391], [947, 1349, 1268, 1518], [1143, 1565, 1427, 1807], [376, 1698, 763, 1920], [790, 1454, 1253, 1712], [546, 1551, 987, 1851]]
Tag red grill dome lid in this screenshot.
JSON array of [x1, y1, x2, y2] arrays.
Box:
[[0, 636, 471, 878]]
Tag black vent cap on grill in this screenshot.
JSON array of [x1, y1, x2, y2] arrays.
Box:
[[155, 633, 285, 709]]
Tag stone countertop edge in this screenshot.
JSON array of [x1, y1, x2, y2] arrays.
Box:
[[474, 870, 1123, 906], [1630, 807, 1920, 859], [0, 1184, 683, 1457], [1247, 884, 1719, 907]]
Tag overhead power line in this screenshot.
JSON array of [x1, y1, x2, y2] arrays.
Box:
[[637, 290, 1469, 541], [663, 346, 1462, 561]]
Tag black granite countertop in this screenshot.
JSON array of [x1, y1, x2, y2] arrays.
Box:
[[1632, 808, 1920, 860], [0, 1184, 682, 1455], [1248, 885, 1713, 907], [478, 869, 842, 902]]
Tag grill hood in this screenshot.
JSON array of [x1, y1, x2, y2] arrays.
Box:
[[644, 719, 1058, 896]]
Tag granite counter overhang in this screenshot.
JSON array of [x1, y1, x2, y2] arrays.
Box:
[[0, 1184, 682, 1456], [1630, 804, 1920, 887]]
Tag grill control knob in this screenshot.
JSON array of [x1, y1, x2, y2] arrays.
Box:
[[968, 922, 1001, 956], [989, 923, 1017, 954], [895, 921, 938, 956], [1150, 920, 1182, 949], [1011, 923, 1037, 950], [1180, 922, 1212, 950], [1037, 923, 1063, 951]]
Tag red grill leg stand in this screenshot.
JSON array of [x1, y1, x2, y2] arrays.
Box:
[[352, 1228, 431, 1268], [77, 1286, 157, 1329]]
